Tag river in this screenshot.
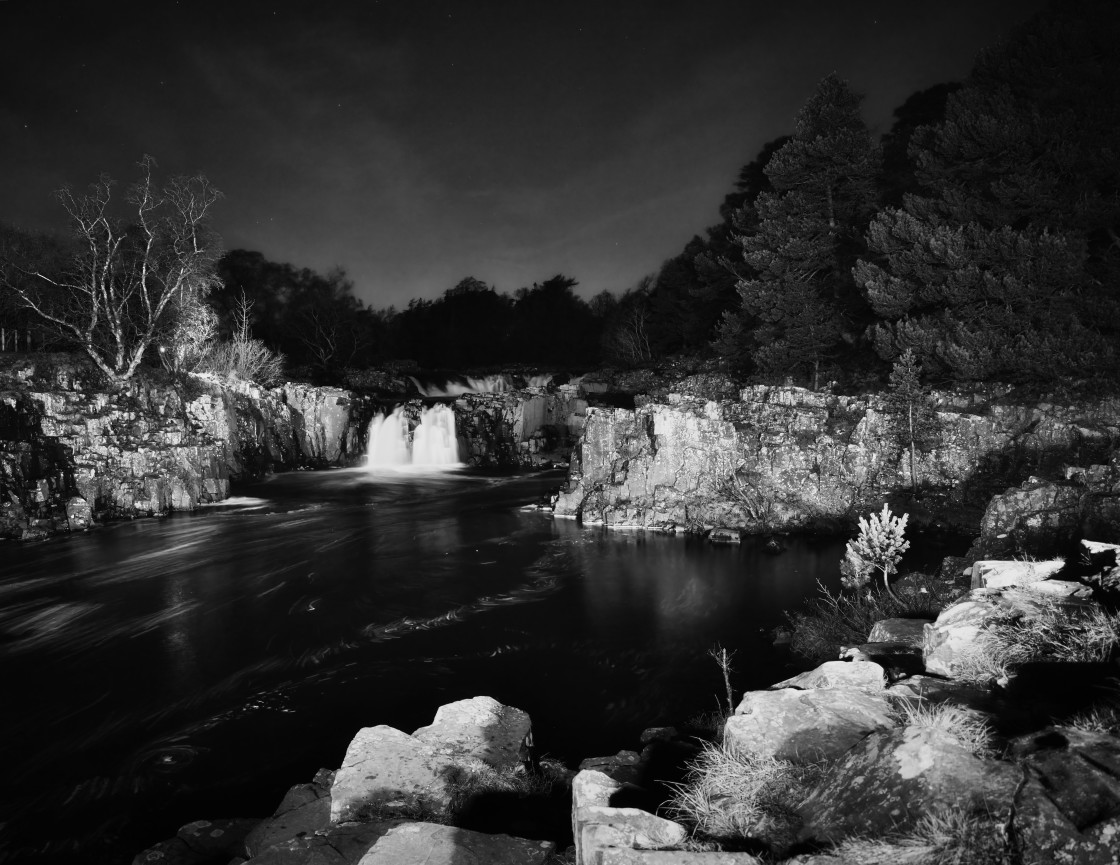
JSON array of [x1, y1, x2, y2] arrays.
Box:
[[0, 467, 964, 863]]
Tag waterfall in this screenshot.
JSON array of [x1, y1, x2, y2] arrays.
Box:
[[409, 373, 515, 397], [366, 405, 462, 469]]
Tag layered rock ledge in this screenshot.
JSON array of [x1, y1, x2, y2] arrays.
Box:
[[553, 384, 1120, 539]]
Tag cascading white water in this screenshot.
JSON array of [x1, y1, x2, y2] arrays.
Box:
[[409, 373, 519, 397], [366, 407, 412, 467], [366, 405, 462, 469]]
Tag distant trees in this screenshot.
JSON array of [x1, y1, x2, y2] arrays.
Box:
[[0, 157, 222, 381], [215, 250, 384, 378], [718, 75, 882, 386]]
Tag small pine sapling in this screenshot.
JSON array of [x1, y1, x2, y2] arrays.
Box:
[[884, 349, 941, 496], [842, 504, 910, 603]]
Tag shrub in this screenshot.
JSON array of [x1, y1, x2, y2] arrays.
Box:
[[787, 574, 956, 662], [841, 504, 910, 602], [197, 294, 285, 385]]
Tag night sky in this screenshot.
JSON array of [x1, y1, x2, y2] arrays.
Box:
[[2, 0, 1045, 308]]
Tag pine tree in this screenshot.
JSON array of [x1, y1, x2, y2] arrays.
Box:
[[856, 2, 1120, 381], [841, 505, 910, 603], [726, 75, 882, 386], [883, 349, 941, 495]]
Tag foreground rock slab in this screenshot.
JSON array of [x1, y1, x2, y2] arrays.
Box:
[[1010, 727, 1120, 865], [331, 725, 460, 823], [797, 726, 1019, 842], [356, 821, 553, 865], [331, 696, 532, 824], [771, 660, 886, 691], [412, 695, 531, 771], [244, 772, 333, 857], [725, 686, 895, 763]]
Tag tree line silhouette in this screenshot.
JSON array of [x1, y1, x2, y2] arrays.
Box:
[[2, 1, 1116, 386]]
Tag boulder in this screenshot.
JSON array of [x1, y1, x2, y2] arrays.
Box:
[[247, 820, 399, 865], [357, 822, 552, 865], [573, 770, 621, 865], [1007, 728, 1120, 865], [797, 726, 1020, 843], [922, 587, 1096, 679], [724, 687, 895, 764], [866, 617, 929, 645], [838, 642, 924, 680], [971, 558, 1064, 590], [132, 818, 261, 865], [330, 725, 460, 824], [979, 479, 1084, 555], [601, 852, 764, 864], [64, 496, 93, 529], [412, 695, 531, 771], [244, 776, 332, 857], [771, 660, 886, 691], [578, 807, 687, 865], [1021, 579, 1093, 599]]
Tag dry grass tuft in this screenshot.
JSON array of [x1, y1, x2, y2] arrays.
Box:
[[892, 699, 995, 756], [664, 739, 815, 847]]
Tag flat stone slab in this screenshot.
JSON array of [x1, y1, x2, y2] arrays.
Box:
[[725, 687, 895, 764], [972, 558, 1064, 589], [798, 726, 1020, 843], [771, 660, 886, 691], [602, 850, 763, 864], [867, 617, 929, 645], [132, 818, 260, 865], [412, 695, 531, 771], [577, 805, 688, 848], [248, 820, 399, 865], [245, 780, 332, 857], [331, 726, 459, 823], [357, 821, 552, 865]]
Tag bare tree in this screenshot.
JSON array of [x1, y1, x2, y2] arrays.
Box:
[[2, 156, 222, 381]]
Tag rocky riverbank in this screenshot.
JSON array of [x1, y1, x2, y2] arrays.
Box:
[[132, 541, 1120, 865], [553, 383, 1120, 546], [0, 355, 586, 540], [0, 355, 370, 539]]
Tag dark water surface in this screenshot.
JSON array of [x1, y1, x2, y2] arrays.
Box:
[[0, 468, 964, 862]]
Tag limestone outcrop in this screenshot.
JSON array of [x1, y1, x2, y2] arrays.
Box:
[[452, 384, 587, 468], [0, 356, 366, 539], [553, 384, 1120, 537]]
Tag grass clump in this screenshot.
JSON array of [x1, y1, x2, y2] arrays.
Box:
[[955, 605, 1120, 686], [787, 574, 958, 662], [1065, 679, 1120, 734], [892, 698, 995, 756], [664, 739, 816, 850], [835, 805, 1009, 865]]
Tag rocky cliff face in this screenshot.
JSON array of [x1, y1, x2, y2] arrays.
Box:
[[554, 384, 1120, 538], [453, 385, 587, 468], [0, 356, 365, 539]]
